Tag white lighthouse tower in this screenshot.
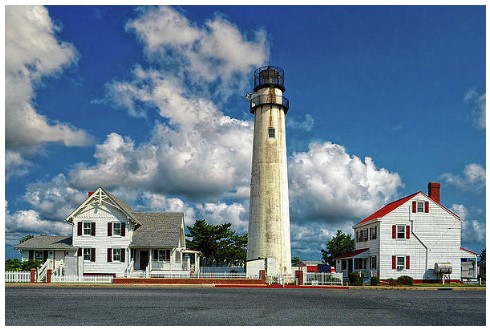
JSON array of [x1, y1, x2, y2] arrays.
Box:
[[247, 66, 291, 278]]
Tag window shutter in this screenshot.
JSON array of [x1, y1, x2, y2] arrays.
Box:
[[121, 249, 125, 263], [121, 223, 126, 237], [412, 201, 417, 213], [406, 225, 410, 239], [392, 225, 396, 239], [78, 248, 82, 257], [392, 256, 396, 269], [108, 223, 112, 236], [77, 222, 82, 236], [107, 248, 112, 262], [91, 222, 96, 236], [406, 256, 410, 269], [425, 201, 429, 213], [91, 248, 96, 262]]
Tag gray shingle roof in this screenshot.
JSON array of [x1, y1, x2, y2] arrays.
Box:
[[16, 236, 74, 250], [105, 190, 141, 225], [130, 213, 184, 248]]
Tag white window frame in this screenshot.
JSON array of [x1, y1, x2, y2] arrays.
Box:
[[113, 248, 122, 262], [83, 222, 92, 236], [397, 225, 406, 239], [370, 255, 377, 270], [397, 256, 405, 270], [83, 248, 92, 261], [157, 249, 170, 262], [417, 201, 424, 213], [370, 226, 377, 240], [113, 223, 122, 236], [34, 251, 44, 261]]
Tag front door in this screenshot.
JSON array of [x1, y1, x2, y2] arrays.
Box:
[[140, 251, 149, 270]]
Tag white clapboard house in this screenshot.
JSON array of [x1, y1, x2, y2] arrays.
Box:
[[335, 182, 478, 283], [16, 188, 201, 279]]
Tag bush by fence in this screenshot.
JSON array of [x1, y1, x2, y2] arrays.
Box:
[[348, 271, 364, 286]]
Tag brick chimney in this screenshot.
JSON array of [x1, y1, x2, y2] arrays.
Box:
[[88, 191, 94, 198], [428, 182, 440, 203]]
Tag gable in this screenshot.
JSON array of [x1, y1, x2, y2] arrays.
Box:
[[65, 187, 139, 225], [355, 191, 461, 227]]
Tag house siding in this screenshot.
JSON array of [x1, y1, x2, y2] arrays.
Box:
[[72, 203, 133, 276], [351, 192, 464, 281]]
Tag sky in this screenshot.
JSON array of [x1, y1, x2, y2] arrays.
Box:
[[4, 4, 486, 261]]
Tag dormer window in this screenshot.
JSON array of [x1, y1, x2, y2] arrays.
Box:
[[417, 201, 424, 212]]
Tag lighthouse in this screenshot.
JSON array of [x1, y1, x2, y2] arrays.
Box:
[[247, 66, 291, 277]]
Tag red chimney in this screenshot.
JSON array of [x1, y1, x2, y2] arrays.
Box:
[[88, 191, 94, 198], [428, 182, 440, 203]]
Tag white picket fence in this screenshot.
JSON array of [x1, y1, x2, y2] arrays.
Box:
[[305, 272, 343, 286], [5, 271, 31, 283], [51, 275, 113, 283]]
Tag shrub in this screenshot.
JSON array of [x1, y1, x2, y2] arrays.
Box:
[[387, 278, 400, 286], [397, 275, 414, 286], [370, 276, 380, 286], [348, 271, 364, 286]]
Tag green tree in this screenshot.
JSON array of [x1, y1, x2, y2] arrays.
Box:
[[480, 248, 486, 262], [186, 219, 247, 266], [19, 234, 34, 244], [291, 256, 302, 266], [321, 230, 355, 265], [5, 259, 23, 271]]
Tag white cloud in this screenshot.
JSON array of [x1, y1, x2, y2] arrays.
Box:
[[196, 202, 248, 234], [5, 6, 93, 174], [289, 142, 403, 223], [465, 89, 486, 130], [441, 163, 486, 192], [287, 114, 315, 131], [449, 204, 469, 219], [125, 6, 269, 98], [5, 201, 72, 241]]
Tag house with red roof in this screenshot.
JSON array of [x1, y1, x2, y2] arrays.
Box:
[[335, 182, 478, 283]]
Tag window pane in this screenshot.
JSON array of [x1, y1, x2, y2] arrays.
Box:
[[83, 222, 91, 235], [84, 248, 91, 261], [268, 127, 275, 138], [113, 249, 121, 261], [113, 223, 121, 235], [397, 225, 405, 239], [417, 202, 424, 212], [397, 256, 405, 268]]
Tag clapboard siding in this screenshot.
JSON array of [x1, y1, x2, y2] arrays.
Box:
[[72, 203, 133, 276], [351, 191, 465, 281]]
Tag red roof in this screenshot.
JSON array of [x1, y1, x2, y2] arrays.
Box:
[[336, 248, 369, 259], [355, 190, 461, 227], [356, 192, 420, 226], [460, 247, 478, 255]]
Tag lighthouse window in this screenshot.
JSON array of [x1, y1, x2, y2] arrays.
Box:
[[268, 127, 275, 138]]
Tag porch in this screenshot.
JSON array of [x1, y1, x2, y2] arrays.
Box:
[[335, 248, 376, 282], [125, 248, 201, 278]]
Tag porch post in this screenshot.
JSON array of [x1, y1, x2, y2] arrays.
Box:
[[149, 248, 152, 271]]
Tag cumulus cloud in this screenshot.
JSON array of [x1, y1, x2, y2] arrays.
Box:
[[5, 6, 93, 176], [449, 204, 469, 219], [287, 114, 315, 131], [450, 204, 485, 245], [465, 89, 486, 130], [5, 201, 72, 241], [289, 142, 403, 223], [441, 163, 486, 192], [125, 6, 269, 97]]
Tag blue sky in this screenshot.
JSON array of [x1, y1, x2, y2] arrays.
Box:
[[4, 5, 486, 261]]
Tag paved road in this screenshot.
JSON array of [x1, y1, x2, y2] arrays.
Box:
[[5, 286, 485, 326]]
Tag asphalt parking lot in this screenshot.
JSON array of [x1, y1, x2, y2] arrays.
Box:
[[5, 286, 486, 326]]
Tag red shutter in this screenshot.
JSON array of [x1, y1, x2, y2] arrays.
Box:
[[392, 225, 396, 239], [412, 201, 417, 213], [78, 248, 82, 257], [406, 256, 410, 269], [392, 256, 397, 269], [77, 222, 82, 236], [121, 249, 125, 263], [121, 223, 126, 237], [108, 223, 112, 236], [425, 201, 429, 213], [406, 225, 410, 239], [107, 248, 112, 262], [91, 222, 96, 236], [91, 248, 96, 262]]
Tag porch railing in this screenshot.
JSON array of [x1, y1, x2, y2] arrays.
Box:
[[305, 272, 343, 286], [51, 275, 113, 283], [150, 260, 187, 271], [37, 259, 52, 282]]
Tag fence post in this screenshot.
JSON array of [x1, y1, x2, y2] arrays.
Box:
[[30, 268, 37, 283], [259, 270, 266, 283], [295, 270, 303, 285], [46, 269, 52, 283]]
